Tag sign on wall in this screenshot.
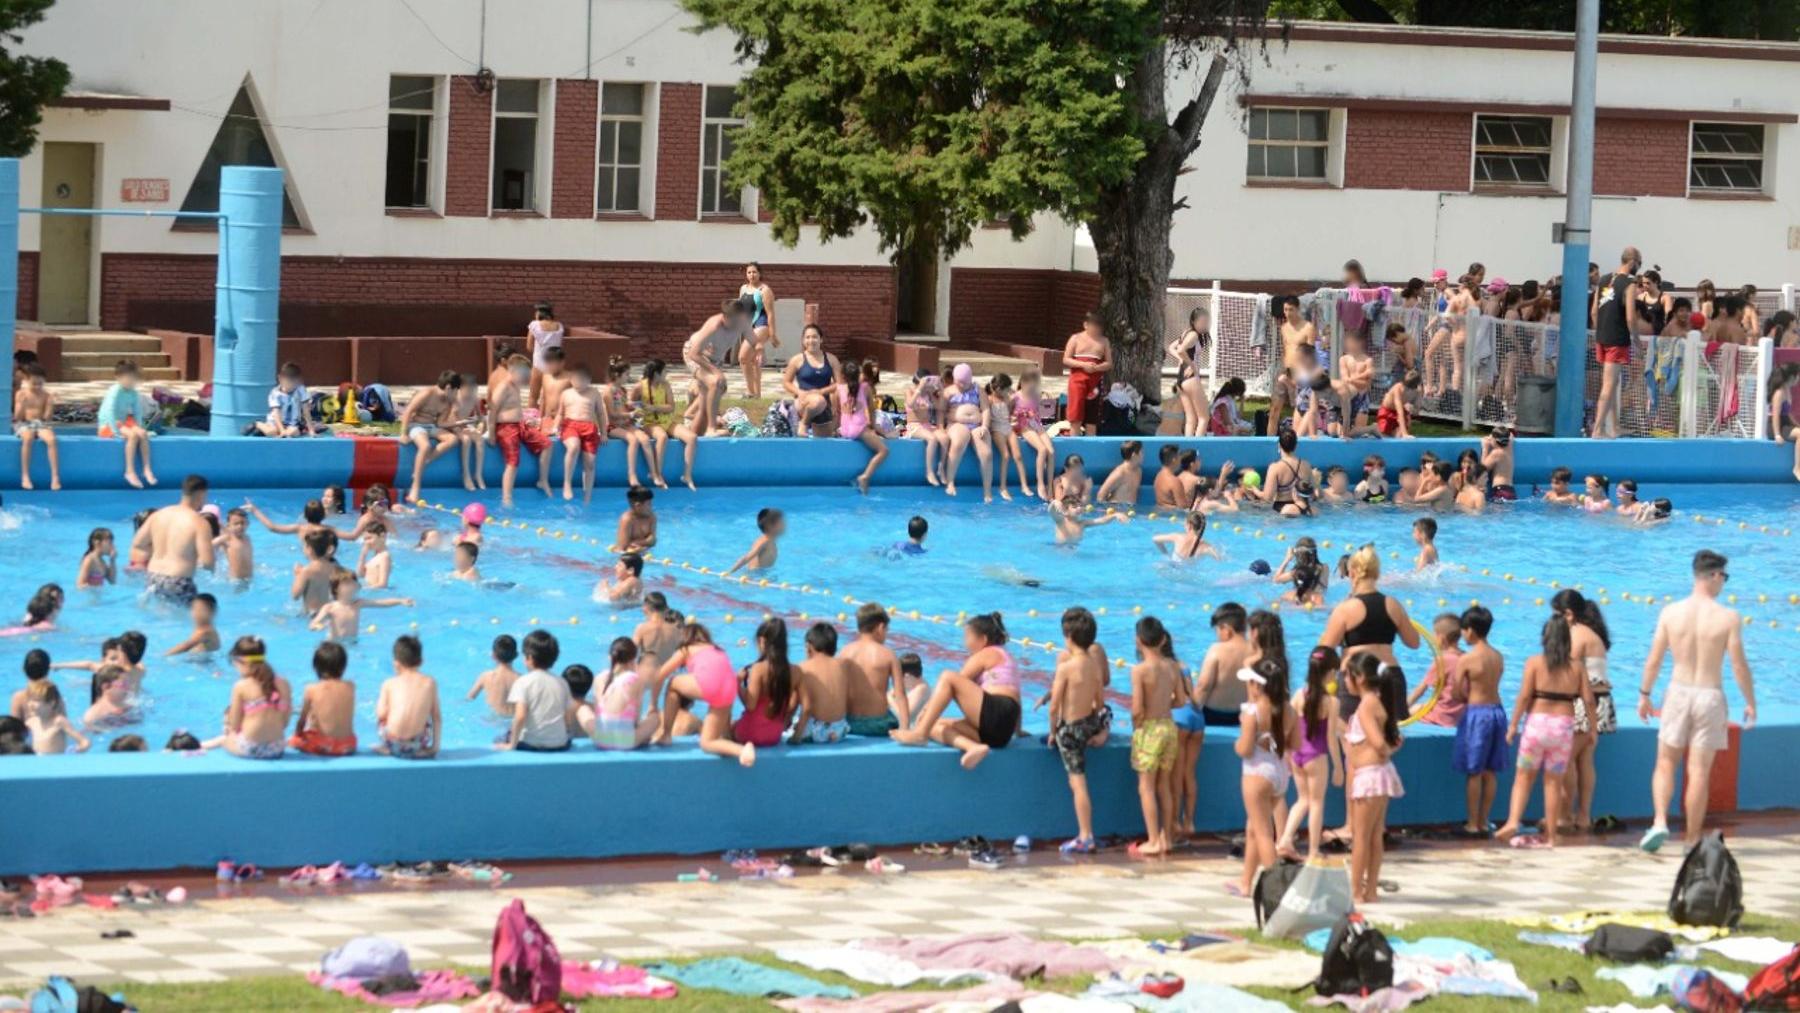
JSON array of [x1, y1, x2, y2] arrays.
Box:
[[120, 178, 170, 203]]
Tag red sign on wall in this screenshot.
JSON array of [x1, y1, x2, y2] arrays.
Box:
[[120, 178, 170, 203]]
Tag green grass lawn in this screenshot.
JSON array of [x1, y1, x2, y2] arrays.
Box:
[[105, 914, 1798, 1011]]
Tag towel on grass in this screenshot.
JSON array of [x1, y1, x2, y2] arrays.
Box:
[[858, 934, 1119, 980], [560, 960, 678, 999], [1695, 937, 1797, 966], [644, 956, 855, 999], [1084, 973, 1293, 1011], [773, 943, 1001, 988], [1092, 937, 1318, 989], [1533, 911, 1730, 942], [1307, 978, 1436, 1013], [1598, 964, 1748, 999], [306, 969, 481, 1007], [1518, 931, 1589, 953], [1300, 931, 1494, 963], [774, 982, 1035, 1013]]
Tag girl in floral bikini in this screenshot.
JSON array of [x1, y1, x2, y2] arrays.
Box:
[[209, 636, 292, 760], [602, 357, 654, 489], [1013, 369, 1055, 498], [906, 371, 950, 486]]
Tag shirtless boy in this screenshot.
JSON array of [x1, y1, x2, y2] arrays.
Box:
[[1192, 603, 1252, 729], [1052, 495, 1125, 545], [1052, 455, 1092, 505], [397, 371, 462, 504], [1377, 372, 1421, 438], [375, 634, 441, 759], [310, 569, 413, 641], [451, 541, 481, 582], [1543, 466, 1580, 505], [614, 486, 658, 552], [553, 364, 608, 502], [290, 641, 358, 756], [487, 354, 554, 507], [724, 508, 785, 575], [1454, 606, 1508, 834], [212, 508, 254, 586], [841, 603, 911, 735], [1152, 445, 1186, 509], [13, 363, 60, 490], [596, 552, 643, 605], [1637, 550, 1756, 852], [1335, 331, 1377, 439], [537, 347, 572, 432], [1063, 312, 1114, 436], [83, 667, 137, 730], [1482, 427, 1517, 500], [357, 522, 393, 589], [164, 593, 221, 656], [682, 298, 752, 436], [291, 529, 339, 614], [466, 634, 520, 716], [791, 622, 851, 744], [1096, 441, 1144, 505], [1050, 607, 1111, 853], [1279, 296, 1318, 372]]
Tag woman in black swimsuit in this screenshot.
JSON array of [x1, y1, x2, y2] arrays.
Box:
[[1258, 430, 1311, 517], [1320, 545, 1421, 723]]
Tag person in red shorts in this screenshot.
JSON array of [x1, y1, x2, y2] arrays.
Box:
[[486, 354, 554, 507], [1062, 311, 1113, 436], [1377, 370, 1421, 438], [553, 364, 609, 503], [1590, 246, 1643, 439]]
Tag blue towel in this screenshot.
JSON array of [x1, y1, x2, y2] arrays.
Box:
[[1517, 930, 1589, 953], [644, 957, 855, 999], [1084, 975, 1291, 1012], [1302, 931, 1493, 963]]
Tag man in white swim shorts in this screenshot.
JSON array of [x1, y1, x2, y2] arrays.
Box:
[[1637, 549, 1756, 853]]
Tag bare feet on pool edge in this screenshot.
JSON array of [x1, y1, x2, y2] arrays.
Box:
[[945, 483, 958, 498], [143, 470, 158, 486], [683, 474, 697, 492], [562, 485, 574, 501], [889, 728, 930, 747], [536, 480, 552, 498], [959, 744, 990, 770], [124, 472, 143, 489], [739, 743, 756, 768]]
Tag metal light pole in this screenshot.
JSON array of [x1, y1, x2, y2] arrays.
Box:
[[1555, 0, 1599, 437]]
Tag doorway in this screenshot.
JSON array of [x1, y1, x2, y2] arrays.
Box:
[[38, 142, 96, 325], [894, 243, 939, 336]]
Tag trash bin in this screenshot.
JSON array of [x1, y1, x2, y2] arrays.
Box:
[[1516, 375, 1557, 433]]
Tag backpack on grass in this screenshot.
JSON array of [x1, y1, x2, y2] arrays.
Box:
[[1252, 861, 1303, 932], [1584, 923, 1674, 963], [1255, 861, 1352, 941], [1312, 913, 1393, 997], [1675, 967, 1745, 1013], [1669, 831, 1744, 928], [1744, 946, 1800, 1010], [492, 899, 561, 1005]]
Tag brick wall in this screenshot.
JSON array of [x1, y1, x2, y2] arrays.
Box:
[[16, 252, 37, 321], [1595, 116, 1688, 198], [100, 254, 894, 361], [654, 83, 701, 221], [445, 76, 494, 217], [1344, 110, 1472, 191], [947, 268, 1102, 347], [552, 79, 598, 219]]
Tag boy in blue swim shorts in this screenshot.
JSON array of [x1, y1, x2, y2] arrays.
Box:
[[1452, 606, 1508, 835]]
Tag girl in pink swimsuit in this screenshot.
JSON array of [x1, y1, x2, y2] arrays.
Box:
[[654, 623, 761, 766], [1012, 369, 1054, 498], [1343, 654, 1405, 904], [837, 361, 888, 494], [592, 637, 657, 750], [889, 613, 1019, 769]]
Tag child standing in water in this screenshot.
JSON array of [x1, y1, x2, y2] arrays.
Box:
[[164, 593, 221, 656], [1051, 607, 1110, 854], [1344, 655, 1406, 903], [290, 642, 358, 756], [1096, 441, 1144, 506], [1453, 606, 1508, 835], [1278, 647, 1341, 863], [1153, 511, 1222, 560], [724, 508, 786, 575], [216, 508, 255, 586], [23, 681, 88, 753], [77, 528, 117, 589], [1235, 656, 1294, 894], [1130, 617, 1185, 858], [1412, 517, 1439, 569], [1052, 494, 1126, 546], [467, 635, 520, 716]]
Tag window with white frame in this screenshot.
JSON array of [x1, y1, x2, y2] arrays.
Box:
[[702, 85, 744, 215], [491, 79, 542, 212], [1246, 107, 1330, 182], [385, 75, 435, 209], [597, 83, 646, 213], [1473, 114, 1553, 187], [1689, 122, 1765, 194]]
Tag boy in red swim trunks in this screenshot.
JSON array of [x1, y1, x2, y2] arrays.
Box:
[[290, 641, 358, 756], [552, 364, 608, 502], [1377, 370, 1421, 438], [486, 354, 554, 507], [1062, 312, 1113, 436]]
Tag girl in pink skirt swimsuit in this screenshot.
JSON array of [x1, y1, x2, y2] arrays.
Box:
[[1344, 653, 1406, 904]]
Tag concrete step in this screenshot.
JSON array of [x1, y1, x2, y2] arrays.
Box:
[[895, 331, 951, 345], [62, 365, 181, 382], [60, 351, 173, 369], [940, 350, 1036, 374], [58, 334, 165, 354]]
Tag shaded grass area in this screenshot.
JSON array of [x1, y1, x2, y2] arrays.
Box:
[[99, 914, 1800, 1011]]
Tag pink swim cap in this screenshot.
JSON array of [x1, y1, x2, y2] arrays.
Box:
[[200, 504, 222, 520], [952, 363, 974, 385], [1431, 269, 1448, 281], [462, 503, 488, 527]]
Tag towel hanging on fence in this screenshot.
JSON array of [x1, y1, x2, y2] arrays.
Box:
[[1714, 342, 1741, 427], [1470, 315, 1498, 386], [1644, 336, 1681, 414]]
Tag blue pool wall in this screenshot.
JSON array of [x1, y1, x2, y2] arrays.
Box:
[[3, 722, 1789, 875], [1, 434, 1794, 491]]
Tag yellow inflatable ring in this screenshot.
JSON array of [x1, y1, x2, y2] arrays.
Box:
[[1398, 617, 1442, 728]]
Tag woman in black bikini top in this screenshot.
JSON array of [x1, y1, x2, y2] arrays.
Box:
[[1321, 546, 1420, 719]]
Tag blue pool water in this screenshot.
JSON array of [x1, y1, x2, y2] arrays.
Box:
[[1, 483, 1793, 751]]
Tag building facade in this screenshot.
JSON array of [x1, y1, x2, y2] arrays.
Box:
[[16, 4, 1800, 355]]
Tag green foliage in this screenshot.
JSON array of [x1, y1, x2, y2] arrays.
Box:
[[682, 0, 1158, 256], [0, 0, 70, 157], [1270, 0, 1798, 38]]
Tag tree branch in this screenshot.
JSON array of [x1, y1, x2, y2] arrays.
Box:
[[1170, 53, 1227, 159]]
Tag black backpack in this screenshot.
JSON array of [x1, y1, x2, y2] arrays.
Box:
[[1252, 861, 1304, 931], [1313, 913, 1393, 997], [1097, 397, 1137, 435], [1669, 831, 1744, 928], [1585, 923, 1675, 963]]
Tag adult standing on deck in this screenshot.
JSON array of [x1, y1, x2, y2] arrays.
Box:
[[130, 474, 216, 606], [1637, 549, 1756, 853], [1062, 312, 1113, 436], [738, 263, 779, 400], [683, 297, 753, 437], [1590, 246, 1643, 440]]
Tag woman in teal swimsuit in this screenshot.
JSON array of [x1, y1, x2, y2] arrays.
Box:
[[738, 263, 779, 400]]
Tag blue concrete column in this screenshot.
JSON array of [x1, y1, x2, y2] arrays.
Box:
[[0, 159, 19, 430], [210, 166, 284, 436]]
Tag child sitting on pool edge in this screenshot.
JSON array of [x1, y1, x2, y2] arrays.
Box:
[[291, 641, 357, 756], [655, 622, 764, 767], [790, 622, 850, 745], [376, 634, 441, 759]]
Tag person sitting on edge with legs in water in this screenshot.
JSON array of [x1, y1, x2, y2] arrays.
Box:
[[891, 612, 1019, 769], [397, 371, 463, 504], [1637, 549, 1756, 853], [487, 354, 555, 508], [1063, 311, 1113, 436]]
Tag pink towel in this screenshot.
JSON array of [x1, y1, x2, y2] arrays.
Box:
[[858, 933, 1120, 979], [307, 969, 482, 1007], [1715, 342, 1742, 426], [560, 960, 678, 999], [776, 981, 1035, 1012]]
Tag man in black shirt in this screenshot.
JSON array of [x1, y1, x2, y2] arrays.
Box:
[[1590, 246, 1643, 439]]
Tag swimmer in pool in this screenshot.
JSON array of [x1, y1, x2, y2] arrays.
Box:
[[890, 515, 929, 557], [1629, 497, 1674, 526], [613, 486, 658, 553], [216, 508, 255, 586], [1391, 467, 1420, 506], [1542, 466, 1580, 506], [1411, 461, 1456, 509], [1413, 517, 1439, 570], [1355, 455, 1389, 503], [310, 569, 413, 642], [163, 593, 221, 657], [291, 528, 340, 615], [1614, 478, 1640, 515], [356, 522, 392, 590], [1320, 465, 1353, 505], [1455, 463, 1488, 513], [724, 508, 785, 576], [450, 541, 481, 583], [1275, 544, 1327, 607], [467, 635, 521, 717], [1582, 474, 1612, 513], [1096, 441, 1144, 506], [1052, 494, 1126, 545], [596, 552, 644, 605], [1053, 455, 1092, 506], [982, 564, 1043, 588], [1153, 511, 1222, 560]]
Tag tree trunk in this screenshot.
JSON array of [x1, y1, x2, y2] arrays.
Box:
[[1088, 44, 1227, 407]]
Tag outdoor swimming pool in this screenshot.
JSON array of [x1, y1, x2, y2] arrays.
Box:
[[3, 479, 1792, 754]]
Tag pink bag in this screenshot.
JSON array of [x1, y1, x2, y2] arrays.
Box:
[[491, 899, 562, 1005]]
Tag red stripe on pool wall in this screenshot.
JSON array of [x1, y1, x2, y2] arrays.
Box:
[[1706, 723, 1742, 815], [348, 437, 400, 507]]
